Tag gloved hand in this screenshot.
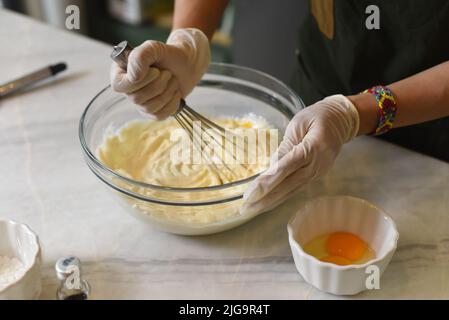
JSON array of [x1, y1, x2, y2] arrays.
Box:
[[110, 28, 211, 120], [240, 95, 360, 215]]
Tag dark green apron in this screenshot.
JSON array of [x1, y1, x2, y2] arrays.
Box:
[[293, 0, 449, 161]]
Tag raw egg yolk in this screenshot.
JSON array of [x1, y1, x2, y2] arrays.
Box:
[[320, 255, 353, 266], [326, 232, 367, 261]]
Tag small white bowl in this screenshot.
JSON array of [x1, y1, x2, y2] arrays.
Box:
[[0, 219, 42, 300], [287, 196, 399, 295]]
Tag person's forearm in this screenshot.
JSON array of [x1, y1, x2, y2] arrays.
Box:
[[172, 0, 229, 40], [348, 61, 449, 135]]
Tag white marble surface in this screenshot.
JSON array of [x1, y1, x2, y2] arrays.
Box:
[[1, 9, 449, 299]]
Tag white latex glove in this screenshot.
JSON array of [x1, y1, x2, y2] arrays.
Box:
[[110, 28, 211, 120], [240, 95, 360, 215]]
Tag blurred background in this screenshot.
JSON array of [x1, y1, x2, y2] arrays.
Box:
[[0, 0, 308, 84]]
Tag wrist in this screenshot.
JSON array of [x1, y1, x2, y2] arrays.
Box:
[[320, 94, 360, 143], [347, 93, 379, 136], [165, 28, 211, 97]]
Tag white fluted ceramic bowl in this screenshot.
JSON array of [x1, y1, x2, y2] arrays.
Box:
[[0, 219, 41, 300], [287, 196, 399, 295]]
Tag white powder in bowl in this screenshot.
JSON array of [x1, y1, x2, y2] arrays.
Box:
[[0, 256, 25, 291]]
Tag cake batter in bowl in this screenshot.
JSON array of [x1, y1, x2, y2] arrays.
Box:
[[79, 63, 304, 235]]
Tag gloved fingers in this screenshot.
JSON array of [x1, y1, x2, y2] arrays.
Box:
[[148, 91, 182, 120], [139, 76, 179, 114], [271, 135, 295, 163], [240, 190, 288, 216], [111, 63, 160, 93], [242, 161, 314, 215], [243, 141, 309, 205], [126, 70, 172, 105], [127, 40, 166, 83]]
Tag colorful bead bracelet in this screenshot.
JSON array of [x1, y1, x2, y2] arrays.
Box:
[[363, 85, 397, 136]]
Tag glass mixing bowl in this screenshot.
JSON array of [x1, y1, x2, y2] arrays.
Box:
[[79, 63, 304, 235]]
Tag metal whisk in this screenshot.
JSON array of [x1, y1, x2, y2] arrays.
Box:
[[110, 41, 245, 181]]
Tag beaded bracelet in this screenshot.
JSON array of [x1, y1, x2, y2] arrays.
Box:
[[363, 85, 397, 136]]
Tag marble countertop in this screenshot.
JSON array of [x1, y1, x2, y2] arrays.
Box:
[[1, 9, 449, 299]]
